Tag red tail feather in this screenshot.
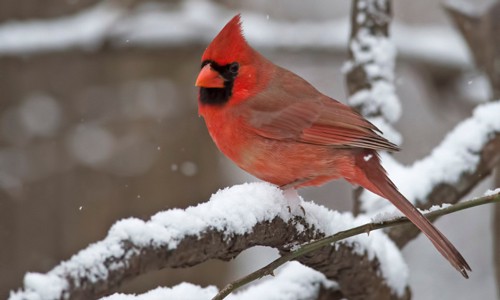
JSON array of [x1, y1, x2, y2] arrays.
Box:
[[348, 150, 471, 278]]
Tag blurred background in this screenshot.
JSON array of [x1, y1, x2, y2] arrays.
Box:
[[0, 0, 496, 299]]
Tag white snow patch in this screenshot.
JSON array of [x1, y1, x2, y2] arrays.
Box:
[[100, 262, 337, 300], [423, 203, 452, 213], [346, 28, 396, 82], [101, 283, 218, 300], [484, 188, 500, 196], [371, 203, 452, 223], [12, 273, 69, 300], [348, 81, 401, 124], [227, 262, 338, 300]]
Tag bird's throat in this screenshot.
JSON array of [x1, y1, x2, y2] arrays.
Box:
[[199, 86, 232, 106]]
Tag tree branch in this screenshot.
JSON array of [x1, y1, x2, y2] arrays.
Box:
[[213, 191, 500, 300], [9, 183, 408, 300]]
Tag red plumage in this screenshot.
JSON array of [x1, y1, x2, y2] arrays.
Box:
[[196, 14, 470, 277]]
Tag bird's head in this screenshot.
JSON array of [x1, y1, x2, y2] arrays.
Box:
[[196, 14, 271, 108]]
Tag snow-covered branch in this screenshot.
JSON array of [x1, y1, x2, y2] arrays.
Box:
[[360, 101, 500, 246], [9, 183, 408, 300]]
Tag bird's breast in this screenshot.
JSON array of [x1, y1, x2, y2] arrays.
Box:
[[202, 107, 353, 186]]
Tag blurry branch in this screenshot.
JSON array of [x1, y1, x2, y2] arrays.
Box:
[[388, 0, 500, 248], [347, 0, 500, 254], [345, 0, 401, 140], [214, 191, 500, 300], [345, 0, 402, 215], [9, 187, 408, 300], [444, 1, 500, 295], [445, 1, 500, 97]]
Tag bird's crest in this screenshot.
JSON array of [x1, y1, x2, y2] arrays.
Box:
[[202, 14, 253, 65]]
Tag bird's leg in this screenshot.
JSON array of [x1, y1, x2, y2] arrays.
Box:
[[281, 179, 309, 216]]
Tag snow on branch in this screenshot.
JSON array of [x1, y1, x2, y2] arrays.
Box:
[[101, 262, 339, 300], [360, 101, 500, 246], [344, 0, 402, 146], [0, 0, 469, 70], [9, 183, 408, 300]]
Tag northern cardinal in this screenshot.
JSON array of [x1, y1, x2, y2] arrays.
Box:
[[195, 14, 470, 277]]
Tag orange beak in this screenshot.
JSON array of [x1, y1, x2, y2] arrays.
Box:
[[195, 64, 225, 88]]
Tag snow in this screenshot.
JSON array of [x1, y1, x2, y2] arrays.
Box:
[[360, 101, 500, 215], [348, 82, 401, 124], [371, 203, 452, 223], [484, 188, 500, 196], [13, 273, 69, 300], [0, 1, 470, 69], [344, 12, 402, 146], [301, 203, 408, 295], [226, 262, 337, 300], [101, 283, 218, 300], [10, 182, 408, 299], [346, 29, 397, 82], [100, 262, 337, 300]]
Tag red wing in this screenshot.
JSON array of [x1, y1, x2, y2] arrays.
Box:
[[243, 67, 399, 152]]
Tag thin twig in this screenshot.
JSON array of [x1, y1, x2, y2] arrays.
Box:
[[212, 192, 500, 300]]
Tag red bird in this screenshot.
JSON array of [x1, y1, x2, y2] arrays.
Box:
[[195, 14, 470, 277]]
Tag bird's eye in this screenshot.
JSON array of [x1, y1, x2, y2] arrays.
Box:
[[229, 62, 239, 74]]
